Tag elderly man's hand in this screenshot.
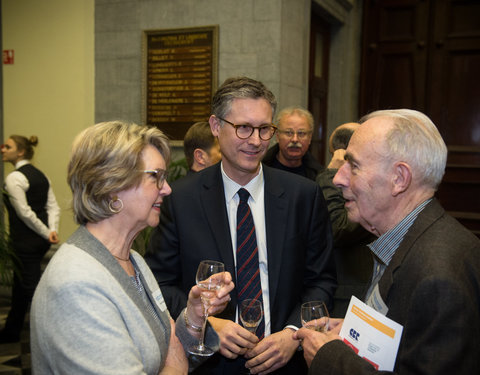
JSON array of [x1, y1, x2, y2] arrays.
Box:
[[293, 318, 343, 367]]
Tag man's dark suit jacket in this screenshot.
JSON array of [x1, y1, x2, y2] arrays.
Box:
[[310, 199, 480, 375], [146, 163, 336, 374]]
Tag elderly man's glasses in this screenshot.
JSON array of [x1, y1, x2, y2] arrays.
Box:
[[277, 129, 312, 139], [142, 169, 168, 189], [217, 117, 277, 141]]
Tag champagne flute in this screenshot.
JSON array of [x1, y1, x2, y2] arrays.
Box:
[[239, 299, 263, 374], [301, 301, 329, 332], [188, 260, 225, 356], [239, 299, 263, 334]]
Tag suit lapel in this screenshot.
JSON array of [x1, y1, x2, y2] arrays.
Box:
[[199, 165, 236, 280], [378, 199, 444, 300], [263, 166, 288, 306]]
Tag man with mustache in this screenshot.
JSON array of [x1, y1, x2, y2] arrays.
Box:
[[262, 106, 323, 181]]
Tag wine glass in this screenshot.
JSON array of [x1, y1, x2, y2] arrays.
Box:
[[301, 301, 329, 332], [239, 299, 263, 334], [239, 299, 263, 374], [188, 260, 225, 356]]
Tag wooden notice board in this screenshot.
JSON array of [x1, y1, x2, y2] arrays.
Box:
[[143, 26, 218, 143]]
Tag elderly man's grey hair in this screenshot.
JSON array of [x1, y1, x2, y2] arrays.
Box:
[[360, 109, 447, 190]]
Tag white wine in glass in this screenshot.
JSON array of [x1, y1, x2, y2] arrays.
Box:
[[301, 301, 329, 333], [187, 260, 225, 357], [239, 299, 263, 334]]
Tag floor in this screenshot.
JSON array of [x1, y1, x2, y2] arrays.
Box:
[[0, 285, 31, 375], [0, 248, 56, 375]]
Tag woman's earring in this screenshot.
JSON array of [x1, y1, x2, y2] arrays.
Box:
[[108, 196, 124, 213]]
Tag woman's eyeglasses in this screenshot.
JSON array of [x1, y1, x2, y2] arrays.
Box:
[[141, 169, 168, 189]]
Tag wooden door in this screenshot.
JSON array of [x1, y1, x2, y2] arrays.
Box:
[[427, 0, 480, 237], [360, 0, 480, 238], [360, 0, 430, 112], [308, 11, 330, 166]]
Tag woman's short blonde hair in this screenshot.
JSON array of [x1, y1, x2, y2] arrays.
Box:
[[67, 121, 170, 224]]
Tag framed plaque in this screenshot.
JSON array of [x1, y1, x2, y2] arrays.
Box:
[[142, 26, 218, 143]]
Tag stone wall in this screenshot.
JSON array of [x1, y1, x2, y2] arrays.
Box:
[[95, 0, 311, 124], [94, 0, 362, 161]]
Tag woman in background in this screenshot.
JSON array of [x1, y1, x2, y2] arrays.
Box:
[[0, 135, 60, 343], [31, 121, 233, 374]]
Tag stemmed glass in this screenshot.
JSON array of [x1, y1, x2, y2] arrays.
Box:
[[239, 299, 263, 374], [301, 301, 329, 332], [188, 260, 225, 356], [239, 299, 263, 335]]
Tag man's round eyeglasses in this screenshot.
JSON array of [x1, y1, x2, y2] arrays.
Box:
[[141, 169, 168, 189], [217, 117, 277, 141], [277, 129, 312, 139]]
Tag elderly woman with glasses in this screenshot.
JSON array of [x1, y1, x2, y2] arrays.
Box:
[[30, 121, 234, 374]]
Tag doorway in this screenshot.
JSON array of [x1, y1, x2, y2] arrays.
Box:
[[308, 10, 330, 166], [360, 0, 480, 238]]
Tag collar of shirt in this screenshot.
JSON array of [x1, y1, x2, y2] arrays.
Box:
[[368, 198, 432, 266], [15, 159, 30, 169], [221, 162, 264, 204]]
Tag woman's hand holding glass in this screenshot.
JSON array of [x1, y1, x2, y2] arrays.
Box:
[[187, 270, 233, 322], [187, 260, 234, 356]]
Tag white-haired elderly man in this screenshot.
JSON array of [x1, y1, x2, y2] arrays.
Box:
[[294, 109, 480, 375]]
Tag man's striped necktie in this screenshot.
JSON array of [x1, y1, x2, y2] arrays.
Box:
[[236, 188, 264, 338]]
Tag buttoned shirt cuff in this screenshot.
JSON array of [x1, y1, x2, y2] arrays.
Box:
[[284, 325, 304, 351]]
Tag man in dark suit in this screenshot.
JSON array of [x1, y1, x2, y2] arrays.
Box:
[[294, 109, 480, 374], [146, 77, 336, 374]]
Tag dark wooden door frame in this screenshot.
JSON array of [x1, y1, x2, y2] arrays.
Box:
[[308, 10, 330, 166]]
